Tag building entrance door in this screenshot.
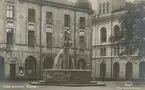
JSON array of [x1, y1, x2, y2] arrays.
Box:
[[10, 64, 16, 79]]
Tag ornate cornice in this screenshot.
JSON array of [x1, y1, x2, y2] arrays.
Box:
[[19, 0, 93, 13]]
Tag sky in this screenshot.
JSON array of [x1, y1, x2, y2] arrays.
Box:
[[127, 0, 134, 2]]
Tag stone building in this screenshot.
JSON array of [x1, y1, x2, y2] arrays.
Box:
[[92, 0, 145, 81], [0, 0, 93, 79]]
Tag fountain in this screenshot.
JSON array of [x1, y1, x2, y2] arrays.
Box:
[[53, 49, 63, 69], [30, 28, 106, 86]]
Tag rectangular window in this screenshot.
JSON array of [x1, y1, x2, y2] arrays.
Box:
[[28, 30, 35, 46], [46, 12, 53, 24], [7, 28, 14, 45], [28, 8, 35, 22], [79, 17, 85, 29], [79, 36, 85, 51], [46, 32, 52, 48], [64, 14, 70, 27], [6, 5, 14, 18], [100, 48, 106, 56]]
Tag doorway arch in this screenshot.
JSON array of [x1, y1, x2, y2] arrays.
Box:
[[113, 62, 120, 80], [25, 56, 36, 76], [126, 62, 132, 80], [43, 57, 54, 69], [100, 62, 106, 80]]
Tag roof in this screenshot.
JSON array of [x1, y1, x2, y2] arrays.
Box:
[[24, 0, 93, 12], [75, 0, 92, 10], [41, 0, 75, 6]]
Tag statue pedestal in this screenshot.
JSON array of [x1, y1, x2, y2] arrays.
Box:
[[42, 69, 91, 83]]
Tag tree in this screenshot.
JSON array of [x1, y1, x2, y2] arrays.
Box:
[[119, 2, 145, 59]]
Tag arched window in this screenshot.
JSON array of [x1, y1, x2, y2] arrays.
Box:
[[25, 56, 36, 76], [103, 3, 105, 13], [114, 25, 120, 41], [101, 27, 107, 43], [107, 2, 110, 12], [99, 3, 102, 14]]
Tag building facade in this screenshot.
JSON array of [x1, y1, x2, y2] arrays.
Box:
[[92, 0, 145, 81], [0, 0, 93, 79]]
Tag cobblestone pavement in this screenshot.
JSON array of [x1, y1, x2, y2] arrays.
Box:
[[0, 81, 145, 90]]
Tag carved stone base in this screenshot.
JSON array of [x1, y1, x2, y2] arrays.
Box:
[[43, 69, 91, 83]]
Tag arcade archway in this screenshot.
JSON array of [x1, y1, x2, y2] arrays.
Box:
[[113, 62, 120, 80], [100, 62, 106, 80], [25, 56, 36, 76]]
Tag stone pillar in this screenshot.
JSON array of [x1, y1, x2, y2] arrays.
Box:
[[96, 60, 101, 79], [106, 60, 111, 79], [91, 60, 96, 80], [5, 62, 10, 79], [119, 62, 125, 79], [132, 62, 139, 79]]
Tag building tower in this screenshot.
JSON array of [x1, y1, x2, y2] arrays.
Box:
[[134, 0, 145, 4]]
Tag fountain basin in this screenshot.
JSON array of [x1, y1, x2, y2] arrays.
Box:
[[42, 69, 91, 83]]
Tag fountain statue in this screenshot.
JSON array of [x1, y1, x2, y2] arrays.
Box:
[[30, 27, 106, 86], [53, 27, 73, 69], [40, 28, 93, 83]]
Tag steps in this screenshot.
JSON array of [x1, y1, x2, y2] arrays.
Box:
[[30, 81, 106, 86]]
